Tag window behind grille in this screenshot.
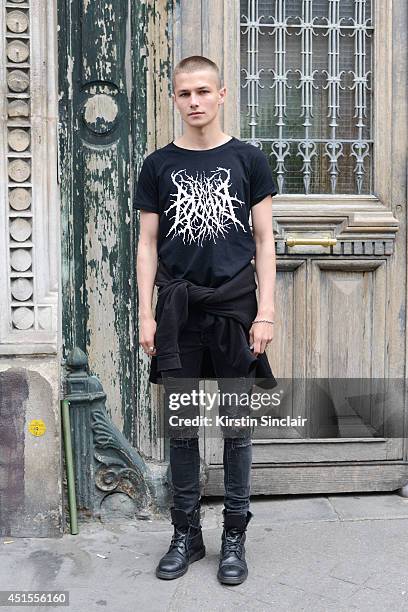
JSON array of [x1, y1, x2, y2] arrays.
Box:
[[240, 0, 373, 195]]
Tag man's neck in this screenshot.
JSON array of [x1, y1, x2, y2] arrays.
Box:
[[173, 128, 232, 151]]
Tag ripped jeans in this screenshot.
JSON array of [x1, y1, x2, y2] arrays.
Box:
[[161, 311, 256, 516]]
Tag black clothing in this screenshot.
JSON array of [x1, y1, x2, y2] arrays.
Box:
[[168, 437, 253, 517], [217, 509, 253, 585], [161, 338, 256, 439], [149, 259, 277, 389], [135, 139, 278, 536], [155, 503, 206, 580], [133, 136, 278, 288]]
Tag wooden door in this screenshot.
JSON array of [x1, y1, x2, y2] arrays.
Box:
[[71, 0, 408, 494], [184, 0, 408, 495], [63, 0, 408, 497], [59, 0, 146, 440]]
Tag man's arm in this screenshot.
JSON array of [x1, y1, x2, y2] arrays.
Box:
[[136, 210, 159, 356], [250, 195, 276, 356]]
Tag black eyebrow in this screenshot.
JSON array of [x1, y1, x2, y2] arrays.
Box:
[[177, 86, 210, 93]]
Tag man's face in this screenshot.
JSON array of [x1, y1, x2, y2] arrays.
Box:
[[172, 69, 226, 128]]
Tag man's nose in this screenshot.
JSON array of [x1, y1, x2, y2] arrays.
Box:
[[190, 94, 199, 106]]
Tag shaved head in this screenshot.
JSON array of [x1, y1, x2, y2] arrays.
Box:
[[172, 55, 222, 92]]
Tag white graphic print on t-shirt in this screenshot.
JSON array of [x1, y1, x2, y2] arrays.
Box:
[[165, 167, 247, 246]]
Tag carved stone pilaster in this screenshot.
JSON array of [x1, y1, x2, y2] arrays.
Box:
[[1, 0, 59, 354]]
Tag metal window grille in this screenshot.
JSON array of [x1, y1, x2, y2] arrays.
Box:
[[240, 0, 373, 195]]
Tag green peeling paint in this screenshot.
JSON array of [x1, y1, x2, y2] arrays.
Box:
[[59, 0, 158, 444]]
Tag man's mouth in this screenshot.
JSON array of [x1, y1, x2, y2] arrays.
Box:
[[189, 112, 204, 116]]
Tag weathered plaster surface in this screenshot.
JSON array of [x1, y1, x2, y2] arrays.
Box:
[[0, 358, 63, 538]]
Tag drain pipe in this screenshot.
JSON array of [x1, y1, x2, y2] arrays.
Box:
[[61, 399, 79, 535]]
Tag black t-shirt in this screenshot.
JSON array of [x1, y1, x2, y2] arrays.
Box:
[[133, 136, 278, 288]]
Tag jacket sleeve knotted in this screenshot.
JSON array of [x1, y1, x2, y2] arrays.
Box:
[[154, 280, 190, 372]]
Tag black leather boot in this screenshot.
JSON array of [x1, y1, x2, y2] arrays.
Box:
[[217, 509, 253, 585], [155, 503, 206, 580]]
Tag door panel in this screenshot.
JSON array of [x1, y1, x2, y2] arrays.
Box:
[[310, 259, 386, 379], [204, 257, 403, 471]]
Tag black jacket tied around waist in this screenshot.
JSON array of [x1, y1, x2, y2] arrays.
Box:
[[148, 260, 277, 390]]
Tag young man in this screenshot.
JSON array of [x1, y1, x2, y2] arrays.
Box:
[[134, 56, 278, 585]]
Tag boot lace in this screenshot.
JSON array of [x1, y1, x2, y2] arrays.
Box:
[[223, 528, 244, 556], [169, 525, 189, 551]]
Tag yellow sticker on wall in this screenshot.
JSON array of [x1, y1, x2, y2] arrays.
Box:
[[28, 419, 46, 437]]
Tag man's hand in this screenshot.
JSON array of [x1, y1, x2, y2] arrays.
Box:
[[249, 321, 274, 356], [137, 210, 159, 357], [250, 194, 276, 356], [139, 316, 157, 356]]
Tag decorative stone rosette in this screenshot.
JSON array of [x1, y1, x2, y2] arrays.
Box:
[[6, 0, 34, 331]]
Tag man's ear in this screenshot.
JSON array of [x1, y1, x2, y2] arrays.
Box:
[[219, 86, 227, 105], [171, 92, 178, 110]]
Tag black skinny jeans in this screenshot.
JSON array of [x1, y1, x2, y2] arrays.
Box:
[[161, 311, 256, 516]]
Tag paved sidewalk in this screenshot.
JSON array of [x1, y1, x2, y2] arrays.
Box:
[[1, 493, 408, 611]]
